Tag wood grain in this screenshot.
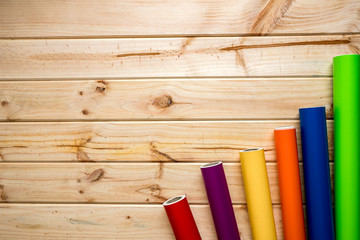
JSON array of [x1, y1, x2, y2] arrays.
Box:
[[0, 0, 350, 239], [1, 35, 359, 79], [0, 78, 332, 121], [0, 204, 285, 239], [0, 162, 334, 204], [0, 0, 359, 37], [0, 121, 334, 162]]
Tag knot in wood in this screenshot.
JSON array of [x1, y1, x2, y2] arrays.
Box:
[[96, 86, 106, 93], [149, 184, 162, 197], [87, 168, 105, 182], [153, 95, 173, 108], [1, 100, 8, 106], [82, 109, 89, 115], [0, 184, 8, 201]]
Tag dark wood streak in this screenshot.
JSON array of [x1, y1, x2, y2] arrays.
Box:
[[194, 147, 273, 152], [97, 80, 108, 85], [116, 52, 161, 58], [31, 52, 160, 61], [179, 37, 194, 55], [0, 146, 27, 149], [193, 146, 246, 150], [156, 163, 164, 179], [76, 149, 92, 162], [0, 184, 8, 201], [235, 50, 247, 71], [251, 0, 294, 34], [221, 39, 351, 51], [151, 149, 178, 162], [56, 144, 125, 151]]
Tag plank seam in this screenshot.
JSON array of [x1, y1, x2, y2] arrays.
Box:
[[0, 118, 334, 123], [0, 32, 359, 40], [0, 75, 334, 81]]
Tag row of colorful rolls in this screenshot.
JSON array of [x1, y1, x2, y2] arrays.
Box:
[[162, 54, 360, 240]]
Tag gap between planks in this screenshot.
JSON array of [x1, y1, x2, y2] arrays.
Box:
[[0, 202, 281, 206], [0, 118, 334, 123], [1, 32, 359, 40], [0, 75, 333, 81]]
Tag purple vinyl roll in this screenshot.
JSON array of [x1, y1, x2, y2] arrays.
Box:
[[200, 161, 240, 240]]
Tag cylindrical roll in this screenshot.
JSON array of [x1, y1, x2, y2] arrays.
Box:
[[299, 106, 335, 240], [239, 148, 277, 240], [333, 54, 360, 240], [163, 195, 202, 240], [274, 126, 306, 240], [200, 161, 240, 240]]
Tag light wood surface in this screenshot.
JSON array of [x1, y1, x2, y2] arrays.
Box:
[[0, 0, 359, 37], [0, 121, 333, 162], [0, 162, 334, 204], [0, 204, 284, 240], [0, 78, 332, 121], [0, 0, 354, 239], [1, 34, 359, 79]]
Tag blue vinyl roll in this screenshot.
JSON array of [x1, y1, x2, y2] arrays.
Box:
[[299, 106, 334, 240]]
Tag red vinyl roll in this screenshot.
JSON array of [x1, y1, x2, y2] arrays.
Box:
[[163, 195, 202, 240]]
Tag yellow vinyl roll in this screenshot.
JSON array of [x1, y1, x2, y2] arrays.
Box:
[[240, 148, 277, 240]]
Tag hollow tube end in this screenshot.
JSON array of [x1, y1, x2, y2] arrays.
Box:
[[200, 161, 222, 169], [299, 106, 325, 111], [163, 195, 186, 206], [239, 147, 263, 153], [274, 126, 296, 131]]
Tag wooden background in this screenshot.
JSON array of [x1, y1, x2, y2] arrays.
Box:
[[0, 0, 359, 239]]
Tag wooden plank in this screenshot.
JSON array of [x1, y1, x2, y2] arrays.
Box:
[[0, 0, 359, 37], [0, 204, 284, 239], [0, 121, 334, 162], [0, 78, 332, 121], [0, 162, 333, 204], [0, 35, 358, 79]]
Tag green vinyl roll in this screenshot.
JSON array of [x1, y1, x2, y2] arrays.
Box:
[[333, 54, 360, 240]]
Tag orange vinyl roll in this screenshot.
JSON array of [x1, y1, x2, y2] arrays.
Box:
[[274, 126, 306, 240]]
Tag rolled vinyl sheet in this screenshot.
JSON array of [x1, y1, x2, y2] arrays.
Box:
[[200, 161, 240, 240], [274, 126, 306, 240], [299, 106, 334, 240], [333, 54, 360, 240], [163, 195, 202, 240], [239, 148, 277, 240]]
